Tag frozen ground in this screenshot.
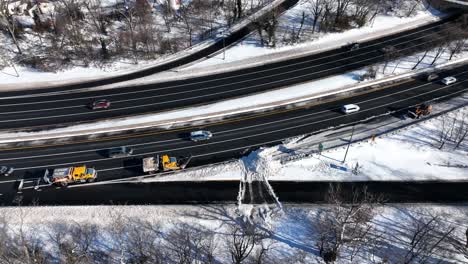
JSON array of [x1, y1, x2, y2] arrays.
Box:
[[0, 203, 466, 263]]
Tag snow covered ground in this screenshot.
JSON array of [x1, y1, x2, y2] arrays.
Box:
[[1, 203, 466, 263], [186, 1, 445, 69], [0, 0, 275, 85], [0, 0, 444, 85]]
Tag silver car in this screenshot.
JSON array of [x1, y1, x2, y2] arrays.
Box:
[[190, 130, 213, 142]]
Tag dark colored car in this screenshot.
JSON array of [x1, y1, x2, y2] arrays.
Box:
[[426, 73, 439, 82], [91, 99, 111, 110], [348, 42, 360, 51]]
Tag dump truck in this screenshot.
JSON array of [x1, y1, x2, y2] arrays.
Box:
[[142, 155, 191, 173], [143, 156, 159, 173], [47, 165, 97, 186], [407, 104, 432, 119]]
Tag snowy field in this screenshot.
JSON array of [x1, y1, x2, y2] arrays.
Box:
[[0, 203, 466, 263]]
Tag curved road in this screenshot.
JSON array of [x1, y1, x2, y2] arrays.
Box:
[[0, 16, 461, 130], [0, 63, 467, 205]]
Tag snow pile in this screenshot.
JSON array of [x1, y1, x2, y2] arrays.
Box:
[[238, 148, 283, 216]]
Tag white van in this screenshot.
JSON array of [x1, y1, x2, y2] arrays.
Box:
[[341, 104, 360, 114]]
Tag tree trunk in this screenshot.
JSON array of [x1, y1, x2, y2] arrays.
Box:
[[454, 130, 467, 149], [236, 0, 242, 19], [7, 27, 22, 54]]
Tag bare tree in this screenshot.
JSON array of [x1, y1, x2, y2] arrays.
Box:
[[448, 39, 466, 60], [401, 215, 456, 263], [49, 222, 100, 264], [381, 45, 398, 73], [405, 0, 421, 17], [315, 184, 383, 263], [179, 2, 197, 47], [253, 8, 281, 47], [412, 49, 430, 70], [333, 0, 352, 30], [57, 0, 88, 58], [252, 240, 276, 264], [159, 2, 174, 33], [84, 0, 110, 60], [453, 111, 468, 150], [430, 43, 448, 66], [119, 3, 139, 62], [0, 0, 23, 54], [200, 229, 218, 264], [108, 214, 164, 264], [308, 0, 326, 34], [438, 114, 458, 150], [228, 225, 256, 264], [166, 224, 220, 264]]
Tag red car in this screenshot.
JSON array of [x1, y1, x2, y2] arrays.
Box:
[[91, 99, 111, 110]]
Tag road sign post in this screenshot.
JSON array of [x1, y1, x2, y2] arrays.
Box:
[[222, 31, 226, 60], [342, 125, 355, 163]]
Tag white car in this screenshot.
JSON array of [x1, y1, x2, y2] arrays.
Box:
[[441, 76, 457, 85], [0, 166, 14, 176], [341, 104, 360, 114], [190, 130, 212, 142]]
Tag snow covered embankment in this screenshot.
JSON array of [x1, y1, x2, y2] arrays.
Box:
[[1, 204, 467, 263]]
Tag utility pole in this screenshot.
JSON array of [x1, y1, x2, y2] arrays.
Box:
[[222, 30, 226, 60], [342, 125, 355, 163]]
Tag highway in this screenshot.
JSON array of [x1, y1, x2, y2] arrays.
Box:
[[0, 63, 466, 205], [0, 16, 462, 130]]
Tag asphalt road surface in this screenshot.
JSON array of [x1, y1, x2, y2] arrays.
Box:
[[0, 16, 461, 130], [0, 63, 467, 205]]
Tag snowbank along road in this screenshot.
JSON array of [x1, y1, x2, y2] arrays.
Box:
[[0, 63, 467, 205], [0, 16, 462, 131]]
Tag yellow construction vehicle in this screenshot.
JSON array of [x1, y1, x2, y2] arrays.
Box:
[[407, 104, 432, 119], [47, 165, 97, 186], [161, 155, 180, 171], [143, 155, 191, 173]]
